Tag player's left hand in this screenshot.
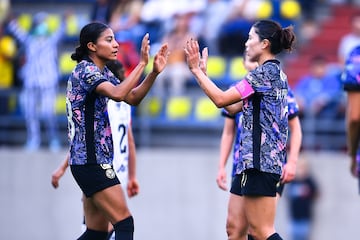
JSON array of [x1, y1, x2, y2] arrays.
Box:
[[152, 43, 169, 74], [139, 33, 150, 66], [51, 168, 65, 189]]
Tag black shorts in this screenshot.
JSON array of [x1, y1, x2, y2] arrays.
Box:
[[230, 169, 281, 197], [70, 164, 120, 198], [344, 84, 360, 92], [276, 182, 285, 196]]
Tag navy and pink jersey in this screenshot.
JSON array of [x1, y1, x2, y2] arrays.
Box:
[[342, 45, 360, 91], [233, 59, 288, 176], [66, 59, 119, 165], [222, 87, 298, 177]]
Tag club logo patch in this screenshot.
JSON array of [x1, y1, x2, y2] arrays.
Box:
[[101, 164, 116, 179], [105, 169, 116, 179]]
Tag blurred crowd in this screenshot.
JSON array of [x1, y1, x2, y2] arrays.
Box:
[[0, 0, 359, 150]]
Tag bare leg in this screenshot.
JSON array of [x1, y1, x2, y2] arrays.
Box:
[[226, 193, 248, 240], [245, 196, 278, 240], [346, 92, 360, 176]]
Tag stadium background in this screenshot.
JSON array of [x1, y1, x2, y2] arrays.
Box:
[[1, 1, 359, 239]]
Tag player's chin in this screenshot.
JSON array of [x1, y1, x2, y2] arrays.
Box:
[[108, 54, 118, 60]]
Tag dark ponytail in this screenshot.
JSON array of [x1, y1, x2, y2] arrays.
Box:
[[71, 22, 110, 63], [71, 45, 87, 63], [253, 20, 296, 55]]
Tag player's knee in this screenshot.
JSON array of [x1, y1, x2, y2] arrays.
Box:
[[226, 218, 247, 239]]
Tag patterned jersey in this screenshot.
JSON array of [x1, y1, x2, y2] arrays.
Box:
[[342, 45, 360, 91], [234, 60, 288, 175], [108, 100, 131, 184], [66, 59, 120, 165], [222, 87, 298, 177]]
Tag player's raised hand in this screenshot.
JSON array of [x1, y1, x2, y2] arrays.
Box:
[[152, 43, 169, 74], [184, 38, 201, 71], [139, 33, 150, 66], [199, 47, 208, 75]]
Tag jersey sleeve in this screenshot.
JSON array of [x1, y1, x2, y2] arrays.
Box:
[[287, 87, 300, 120], [221, 108, 236, 119], [80, 62, 107, 93], [245, 66, 273, 94]]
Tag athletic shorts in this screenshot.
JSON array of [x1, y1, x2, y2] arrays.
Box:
[[343, 83, 360, 92], [230, 169, 281, 197], [70, 164, 120, 198], [276, 182, 285, 196]]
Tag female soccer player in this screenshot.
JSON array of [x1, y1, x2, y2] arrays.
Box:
[[185, 19, 296, 240], [66, 22, 168, 240], [342, 45, 360, 180]]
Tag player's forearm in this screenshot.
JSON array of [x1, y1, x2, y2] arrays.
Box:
[[191, 68, 229, 108], [126, 71, 159, 105], [59, 152, 70, 172], [127, 128, 137, 180], [115, 62, 147, 100], [218, 133, 235, 170], [288, 117, 302, 162], [347, 120, 360, 157]]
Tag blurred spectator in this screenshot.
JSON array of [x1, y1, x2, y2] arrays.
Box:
[[294, 55, 345, 119], [270, 0, 302, 28], [0, 0, 9, 25], [286, 157, 319, 240], [216, 0, 302, 58], [0, 20, 17, 114], [198, 0, 230, 55], [153, 11, 196, 97], [217, 0, 254, 57], [140, 0, 206, 48], [108, 0, 145, 49], [297, 0, 318, 22], [8, 12, 65, 151], [338, 11, 360, 66], [90, 0, 112, 23]]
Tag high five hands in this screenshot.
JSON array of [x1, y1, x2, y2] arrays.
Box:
[[184, 39, 208, 75]]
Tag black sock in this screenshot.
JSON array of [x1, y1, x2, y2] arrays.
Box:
[[77, 228, 108, 240], [248, 235, 255, 240], [106, 229, 115, 240], [113, 216, 134, 240], [267, 233, 283, 240]]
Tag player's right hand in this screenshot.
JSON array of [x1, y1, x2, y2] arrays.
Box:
[[216, 168, 228, 191]]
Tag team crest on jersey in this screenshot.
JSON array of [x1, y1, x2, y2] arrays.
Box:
[[85, 66, 102, 84]]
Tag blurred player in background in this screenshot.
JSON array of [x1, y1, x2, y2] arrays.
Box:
[[341, 45, 360, 184]]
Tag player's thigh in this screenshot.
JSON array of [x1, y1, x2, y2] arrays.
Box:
[[227, 193, 247, 231], [347, 92, 360, 121], [244, 196, 277, 234], [92, 184, 131, 225], [83, 195, 109, 231]]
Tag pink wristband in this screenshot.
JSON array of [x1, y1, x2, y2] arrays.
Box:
[[235, 79, 255, 99]]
